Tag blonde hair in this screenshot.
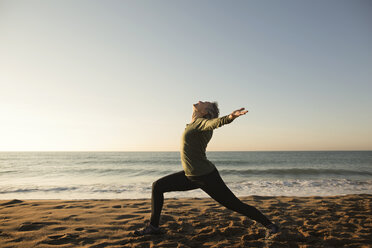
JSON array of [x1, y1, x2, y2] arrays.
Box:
[[204, 102, 220, 119]]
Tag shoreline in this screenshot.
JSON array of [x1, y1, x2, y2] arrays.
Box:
[[1, 192, 371, 201], [1, 194, 371, 247], [1, 193, 371, 201]]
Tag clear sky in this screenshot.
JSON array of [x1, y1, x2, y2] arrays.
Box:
[[0, 0, 371, 151]]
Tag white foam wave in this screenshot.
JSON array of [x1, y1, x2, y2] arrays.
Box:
[[1, 179, 371, 199]]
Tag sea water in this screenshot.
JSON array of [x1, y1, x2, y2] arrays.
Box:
[[1, 151, 371, 199]]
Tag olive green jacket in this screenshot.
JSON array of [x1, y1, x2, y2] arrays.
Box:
[[180, 115, 233, 176]]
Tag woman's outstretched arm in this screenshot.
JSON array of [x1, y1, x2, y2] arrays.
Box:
[[196, 108, 248, 131]]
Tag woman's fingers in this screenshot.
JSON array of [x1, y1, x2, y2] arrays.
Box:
[[231, 108, 248, 117], [237, 110, 248, 116], [233, 108, 245, 113]]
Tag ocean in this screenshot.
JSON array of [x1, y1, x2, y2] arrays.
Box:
[[1, 151, 371, 199]]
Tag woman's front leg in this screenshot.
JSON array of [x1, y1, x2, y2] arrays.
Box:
[[150, 171, 198, 227]]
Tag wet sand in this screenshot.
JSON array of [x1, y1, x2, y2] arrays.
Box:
[[0, 194, 371, 247]]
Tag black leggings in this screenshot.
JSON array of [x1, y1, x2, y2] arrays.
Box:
[[150, 168, 272, 227]]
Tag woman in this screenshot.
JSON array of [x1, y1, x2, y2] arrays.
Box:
[[135, 101, 279, 236]]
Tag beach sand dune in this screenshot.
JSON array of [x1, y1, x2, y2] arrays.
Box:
[[0, 194, 371, 247]]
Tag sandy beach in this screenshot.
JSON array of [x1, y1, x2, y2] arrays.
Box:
[[0, 194, 371, 247]]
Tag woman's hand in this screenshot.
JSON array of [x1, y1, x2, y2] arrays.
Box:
[[229, 108, 248, 120]]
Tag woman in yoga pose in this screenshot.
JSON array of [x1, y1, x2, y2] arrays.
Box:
[[135, 101, 279, 236]]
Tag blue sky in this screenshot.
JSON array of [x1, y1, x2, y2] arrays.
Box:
[[0, 0, 371, 151]]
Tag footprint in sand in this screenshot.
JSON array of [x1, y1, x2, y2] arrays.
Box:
[[18, 221, 59, 231], [205, 203, 218, 207], [128, 223, 144, 230], [0, 231, 12, 238], [166, 204, 182, 208], [131, 202, 147, 207], [81, 205, 95, 209], [65, 205, 77, 209], [52, 227, 67, 231], [48, 234, 65, 239], [53, 205, 66, 209], [0, 199, 23, 206], [220, 226, 245, 236], [10, 237, 24, 243], [61, 215, 78, 221], [115, 214, 139, 220], [43, 233, 79, 245], [179, 222, 194, 233], [168, 203, 191, 207], [134, 210, 151, 214], [161, 215, 176, 222]]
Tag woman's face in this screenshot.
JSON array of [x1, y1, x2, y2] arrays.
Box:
[[193, 101, 211, 115]]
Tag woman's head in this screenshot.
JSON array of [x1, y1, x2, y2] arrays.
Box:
[[193, 101, 219, 119]]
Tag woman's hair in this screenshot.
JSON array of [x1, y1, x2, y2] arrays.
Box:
[[204, 102, 220, 119]]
